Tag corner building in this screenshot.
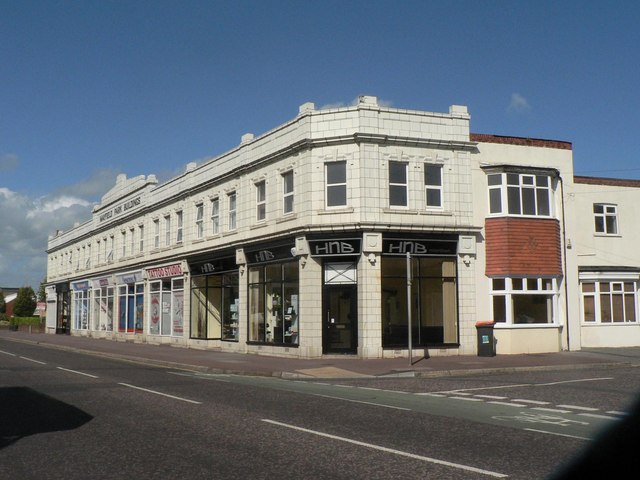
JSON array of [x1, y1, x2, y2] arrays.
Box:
[[46, 96, 575, 358]]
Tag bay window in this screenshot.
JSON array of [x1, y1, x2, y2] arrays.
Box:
[[491, 277, 558, 324]]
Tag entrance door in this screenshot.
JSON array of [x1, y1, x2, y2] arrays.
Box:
[[56, 289, 70, 334], [323, 285, 357, 353]]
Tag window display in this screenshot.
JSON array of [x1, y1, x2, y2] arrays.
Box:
[[190, 273, 239, 340]]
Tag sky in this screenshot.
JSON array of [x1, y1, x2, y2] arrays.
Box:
[[1, 0, 639, 289]]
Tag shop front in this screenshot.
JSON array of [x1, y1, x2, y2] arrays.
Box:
[[381, 235, 459, 349], [308, 236, 362, 354], [115, 270, 144, 334], [55, 282, 70, 334], [146, 264, 185, 337], [189, 253, 240, 341], [71, 280, 90, 332], [91, 276, 115, 332], [245, 240, 299, 346]]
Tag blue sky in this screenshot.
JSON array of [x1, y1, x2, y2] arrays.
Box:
[[1, 0, 639, 289]]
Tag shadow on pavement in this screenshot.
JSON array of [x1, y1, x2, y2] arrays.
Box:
[[0, 387, 93, 449]]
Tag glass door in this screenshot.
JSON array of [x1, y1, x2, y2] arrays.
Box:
[[323, 285, 357, 353]]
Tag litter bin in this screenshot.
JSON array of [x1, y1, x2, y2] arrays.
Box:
[[475, 321, 496, 357]]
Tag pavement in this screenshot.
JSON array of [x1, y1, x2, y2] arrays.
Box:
[[2, 328, 640, 379]]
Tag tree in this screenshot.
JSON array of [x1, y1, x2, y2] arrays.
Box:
[[13, 286, 36, 317], [0, 289, 5, 314]]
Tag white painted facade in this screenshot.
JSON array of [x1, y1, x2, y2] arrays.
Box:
[[46, 96, 640, 357]]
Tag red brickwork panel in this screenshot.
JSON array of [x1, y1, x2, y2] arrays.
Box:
[[485, 217, 562, 276]]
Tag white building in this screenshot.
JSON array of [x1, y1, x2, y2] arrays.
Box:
[[46, 96, 640, 358]]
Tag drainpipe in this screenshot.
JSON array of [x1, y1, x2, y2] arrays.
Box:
[[558, 174, 571, 351]]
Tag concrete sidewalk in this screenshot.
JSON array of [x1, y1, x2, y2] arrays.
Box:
[[2, 329, 639, 379]]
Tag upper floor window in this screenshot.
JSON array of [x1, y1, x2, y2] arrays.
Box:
[[176, 210, 183, 243], [389, 161, 408, 207], [121, 231, 127, 258], [283, 171, 294, 215], [96, 240, 102, 264], [425, 164, 443, 208], [211, 197, 220, 234], [139, 225, 144, 253], [130, 228, 135, 255], [153, 219, 160, 249], [326, 161, 347, 208], [228, 191, 237, 230], [593, 204, 618, 235], [488, 172, 551, 217], [164, 215, 171, 246], [195, 204, 204, 239], [256, 181, 266, 222]]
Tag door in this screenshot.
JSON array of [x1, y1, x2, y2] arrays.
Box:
[[323, 285, 357, 353]]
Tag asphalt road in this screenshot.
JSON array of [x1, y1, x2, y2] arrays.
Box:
[[1, 340, 638, 479]]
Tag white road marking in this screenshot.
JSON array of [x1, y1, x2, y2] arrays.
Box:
[[578, 412, 622, 421], [513, 399, 550, 405], [488, 401, 529, 408], [0, 350, 16, 356], [312, 393, 411, 411], [557, 404, 600, 412], [57, 367, 99, 378], [450, 396, 484, 402], [118, 383, 202, 404], [531, 407, 572, 414], [525, 428, 591, 441], [606, 411, 627, 416], [19, 356, 46, 365], [262, 419, 508, 478], [535, 377, 613, 387], [475, 395, 508, 400]]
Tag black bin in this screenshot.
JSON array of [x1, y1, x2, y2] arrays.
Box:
[[475, 321, 496, 357]]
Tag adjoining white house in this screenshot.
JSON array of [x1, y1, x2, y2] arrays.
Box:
[[45, 96, 640, 358]]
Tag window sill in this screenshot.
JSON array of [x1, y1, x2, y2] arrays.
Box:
[[222, 230, 238, 237], [581, 322, 638, 326], [250, 222, 268, 231], [318, 207, 354, 215], [593, 233, 622, 238], [419, 209, 453, 217], [276, 213, 297, 224], [493, 323, 561, 329], [382, 208, 419, 215]]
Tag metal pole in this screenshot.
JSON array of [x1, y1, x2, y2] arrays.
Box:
[[407, 251, 412, 365]]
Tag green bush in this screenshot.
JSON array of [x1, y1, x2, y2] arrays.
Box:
[[10, 316, 42, 326]]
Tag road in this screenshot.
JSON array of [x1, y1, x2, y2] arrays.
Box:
[[1, 339, 638, 479]]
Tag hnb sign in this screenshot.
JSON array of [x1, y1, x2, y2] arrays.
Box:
[[309, 239, 361, 257], [383, 239, 457, 256]]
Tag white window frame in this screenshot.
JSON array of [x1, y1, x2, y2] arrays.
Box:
[[195, 203, 204, 239], [487, 172, 552, 217], [425, 164, 443, 209], [138, 225, 144, 253], [389, 160, 408, 208], [176, 210, 183, 243], [211, 197, 220, 234], [580, 277, 638, 324], [325, 161, 347, 208], [153, 219, 160, 249], [283, 170, 294, 215], [491, 277, 559, 325], [164, 215, 171, 246], [228, 191, 237, 231], [593, 204, 618, 235], [121, 231, 126, 258], [130, 228, 135, 255], [256, 180, 266, 222]]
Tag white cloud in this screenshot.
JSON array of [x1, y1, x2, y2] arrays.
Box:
[[508, 93, 531, 113]]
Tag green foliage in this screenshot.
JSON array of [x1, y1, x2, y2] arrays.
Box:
[[10, 316, 42, 326], [38, 279, 47, 302], [13, 287, 37, 317], [0, 289, 5, 314]]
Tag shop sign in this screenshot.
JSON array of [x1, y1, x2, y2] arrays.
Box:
[[98, 196, 142, 223], [246, 244, 294, 264], [147, 263, 183, 279], [308, 238, 361, 257], [71, 280, 90, 291], [383, 238, 457, 256], [116, 271, 143, 284], [190, 256, 237, 276], [91, 277, 113, 288]]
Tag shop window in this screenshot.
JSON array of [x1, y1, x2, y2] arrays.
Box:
[[488, 172, 551, 217], [190, 273, 239, 340], [581, 280, 637, 323], [425, 164, 443, 208], [73, 290, 90, 330], [256, 181, 266, 222], [389, 161, 408, 207], [195, 204, 204, 239], [117, 283, 144, 333], [593, 204, 618, 235], [382, 257, 458, 347], [211, 197, 220, 234], [92, 286, 114, 331], [325, 161, 347, 208], [149, 279, 184, 336], [248, 261, 299, 345], [491, 277, 557, 324], [283, 170, 294, 215]]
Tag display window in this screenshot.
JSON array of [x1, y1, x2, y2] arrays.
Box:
[[118, 283, 144, 333], [190, 273, 239, 340], [73, 289, 90, 330], [92, 286, 114, 331], [149, 278, 184, 336], [248, 261, 299, 345]]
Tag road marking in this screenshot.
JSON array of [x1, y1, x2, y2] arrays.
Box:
[[513, 399, 550, 405], [118, 383, 202, 404], [557, 404, 599, 412], [0, 349, 16, 356], [578, 412, 622, 420], [262, 419, 509, 478], [437, 377, 613, 396], [525, 428, 591, 441], [450, 396, 484, 402], [493, 412, 589, 427], [531, 407, 572, 414], [475, 395, 508, 400], [20, 356, 46, 365], [606, 410, 627, 416], [57, 367, 99, 378], [488, 401, 529, 408], [535, 377, 613, 387], [312, 393, 411, 411]]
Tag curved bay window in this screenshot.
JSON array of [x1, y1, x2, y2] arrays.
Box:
[[491, 277, 558, 324], [191, 273, 240, 340], [248, 261, 299, 345], [382, 257, 458, 347]]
